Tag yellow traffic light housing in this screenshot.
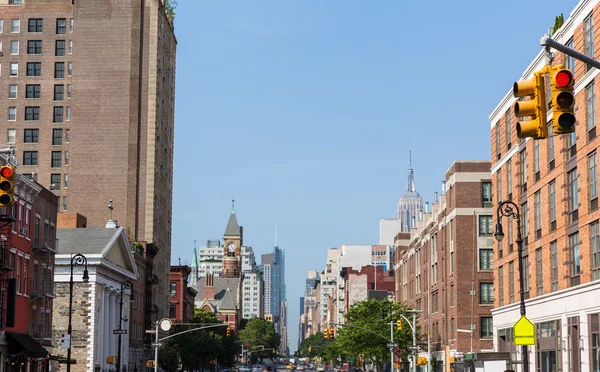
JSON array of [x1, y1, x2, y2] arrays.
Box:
[[226, 327, 231, 337], [513, 69, 548, 139], [397, 320, 403, 331], [324, 328, 329, 339], [550, 65, 576, 134], [0, 166, 15, 207], [329, 328, 335, 340]]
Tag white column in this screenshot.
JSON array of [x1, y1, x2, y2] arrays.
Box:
[[97, 286, 105, 368], [103, 288, 111, 369], [110, 291, 118, 357]]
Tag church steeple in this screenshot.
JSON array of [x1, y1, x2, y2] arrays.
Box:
[[224, 198, 241, 237]]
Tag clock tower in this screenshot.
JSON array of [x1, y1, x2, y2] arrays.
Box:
[[222, 199, 242, 277]]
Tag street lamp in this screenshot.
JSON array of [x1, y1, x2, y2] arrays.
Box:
[[67, 253, 90, 372], [117, 279, 134, 372], [494, 200, 529, 372]]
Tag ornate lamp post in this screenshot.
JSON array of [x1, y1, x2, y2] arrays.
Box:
[[494, 200, 528, 372], [67, 253, 90, 372], [117, 280, 134, 372]]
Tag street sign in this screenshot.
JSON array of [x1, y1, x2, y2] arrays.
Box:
[[145, 330, 156, 334], [514, 315, 535, 345], [151, 342, 162, 347], [408, 346, 419, 351], [113, 329, 127, 335]]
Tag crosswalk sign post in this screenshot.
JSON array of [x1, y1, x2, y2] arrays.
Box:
[[514, 315, 535, 346]]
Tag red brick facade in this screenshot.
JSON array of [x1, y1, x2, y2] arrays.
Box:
[[169, 265, 197, 323]]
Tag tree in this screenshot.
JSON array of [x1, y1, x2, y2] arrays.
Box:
[[553, 13, 564, 34], [239, 318, 280, 363], [158, 345, 179, 372], [298, 333, 329, 359], [335, 298, 418, 369]]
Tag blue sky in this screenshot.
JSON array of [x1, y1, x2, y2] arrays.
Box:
[[171, 0, 578, 352]]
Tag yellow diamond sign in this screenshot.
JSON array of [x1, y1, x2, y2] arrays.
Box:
[[513, 315, 535, 345]]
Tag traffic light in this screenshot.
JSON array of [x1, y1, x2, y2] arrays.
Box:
[[550, 66, 576, 134], [0, 165, 15, 207], [397, 319, 403, 331], [146, 360, 156, 368], [324, 328, 329, 339], [513, 69, 548, 139], [226, 327, 231, 337], [329, 328, 335, 340], [60, 333, 71, 349]]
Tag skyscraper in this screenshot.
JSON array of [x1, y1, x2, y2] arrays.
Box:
[[1, 0, 177, 321], [397, 147, 423, 232]]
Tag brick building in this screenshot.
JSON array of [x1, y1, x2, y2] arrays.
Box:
[[169, 265, 197, 323], [395, 161, 494, 364], [489, 1, 600, 371], [0, 0, 177, 323], [340, 265, 395, 314], [0, 174, 57, 372]]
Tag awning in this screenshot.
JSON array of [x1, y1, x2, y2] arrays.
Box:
[[6, 333, 49, 358]]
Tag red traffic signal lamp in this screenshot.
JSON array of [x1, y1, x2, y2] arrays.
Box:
[[513, 69, 548, 139], [0, 166, 15, 207], [551, 66, 576, 134]]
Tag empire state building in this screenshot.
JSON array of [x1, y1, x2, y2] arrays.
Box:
[[397, 148, 424, 232]]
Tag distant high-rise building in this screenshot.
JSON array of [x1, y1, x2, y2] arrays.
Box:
[[397, 147, 424, 232], [0, 0, 177, 322]]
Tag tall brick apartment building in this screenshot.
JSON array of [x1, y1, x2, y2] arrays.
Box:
[[395, 161, 494, 364], [0, 0, 177, 322], [489, 1, 600, 371]]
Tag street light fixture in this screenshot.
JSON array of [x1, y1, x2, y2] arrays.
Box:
[[494, 200, 529, 372], [117, 279, 134, 372], [67, 253, 89, 372]]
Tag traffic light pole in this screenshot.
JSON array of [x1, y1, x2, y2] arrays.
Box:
[[541, 35, 600, 70], [390, 320, 394, 372]]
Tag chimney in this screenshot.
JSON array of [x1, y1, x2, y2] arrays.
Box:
[[419, 209, 423, 221], [425, 202, 430, 213], [204, 274, 215, 300], [434, 192, 439, 203], [441, 181, 446, 195]]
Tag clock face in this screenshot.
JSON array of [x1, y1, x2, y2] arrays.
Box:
[[227, 243, 236, 252]]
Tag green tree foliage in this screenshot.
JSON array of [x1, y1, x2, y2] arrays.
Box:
[[158, 346, 179, 372], [165, 0, 177, 22], [335, 298, 418, 368], [553, 13, 564, 34], [298, 332, 329, 358], [239, 318, 280, 363]]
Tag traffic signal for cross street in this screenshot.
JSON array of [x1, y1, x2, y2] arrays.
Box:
[[324, 328, 329, 339], [397, 320, 403, 331], [513, 70, 548, 139], [226, 327, 231, 337], [0, 165, 15, 207], [550, 66, 576, 134]]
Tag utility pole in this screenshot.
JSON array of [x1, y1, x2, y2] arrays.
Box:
[[390, 319, 394, 372]]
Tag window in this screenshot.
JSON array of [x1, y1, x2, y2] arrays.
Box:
[[496, 122, 501, 157], [498, 266, 504, 306], [53, 107, 63, 123], [9, 85, 17, 99], [24, 129, 38, 143], [16, 256, 21, 293], [67, 62, 72, 76], [54, 62, 64, 78], [533, 140, 540, 181], [534, 191, 542, 239], [505, 109, 511, 149], [26, 84, 41, 99], [507, 160, 512, 198], [497, 169, 502, 204], [55, 40, 65, 56], [10, 63, 18, 77], [51, 151, 62, 168], [23, 259, 28, 296], [54, 85, 64, 101], [26, 62, 41, 77], [585, 14, 594, 71], [522, 202, 529, 238], [65, 129, 70, 143], [11, 19, 20, 33], [7, 129, 16, 144], [520, 148, 527, 192], [62, 196, 67, 211], [568, 169, 579, 223], [51, 174, 61, 190], [591, 152, 599, 210], [56, 18, 66, 34], [479, 248, 493, 270], [170, 282, 177, 297], [28, 18, 43, 32], [548, 121, 555, 169], [569, 232, 581, 286], [479, 283, 494, 304], [482, 182, 492, 207], [479, 215, 492, 236], [550, 240, 558, 292], [565, 38, 575, 77], [23, 151, 38, 166], [27, 40, 41, 55], [588, 82, 597, 133], [68, 40, 73, 54], [64, 174, 69, 188], [536, 248, 543, 296], [523, 254, 530, 299], [0, 19, 2, 33], [52, 129, 62, 145], [64, 151, 69, 165], [8, 107, 16, 121], [481, 317, 493, 339], [590, 314, 600, 372], [549, 180, 556, 231], [69, 18, 74, 32], [10, 40, 18, 55], [591, 221, 600, 281], [169, 304, 176, 319], [67, 84, 72, 98], [509, 261, 515, 303], [66, 107, 71, 121], [25, 107, 40, 121]]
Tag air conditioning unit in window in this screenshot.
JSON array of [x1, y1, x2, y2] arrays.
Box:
[[19, 227, 28, 236]]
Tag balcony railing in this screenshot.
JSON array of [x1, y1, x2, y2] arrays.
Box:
[[29, 278, 54, 299]]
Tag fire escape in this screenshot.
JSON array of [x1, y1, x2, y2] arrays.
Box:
[[28, 232, 56, 344]]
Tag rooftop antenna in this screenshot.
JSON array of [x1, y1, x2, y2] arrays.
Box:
[[275, 218, 278, 247], [108, 199, 114, 220], [178, 257, 181, 265]]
